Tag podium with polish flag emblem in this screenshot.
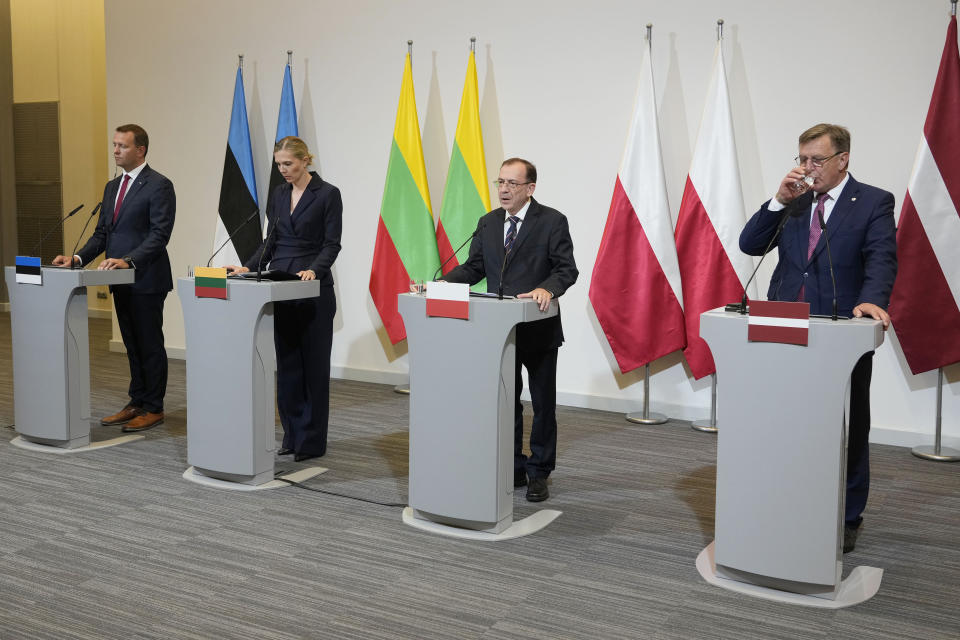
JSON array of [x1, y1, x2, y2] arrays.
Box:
[[397, 291, 559, 540], [695, 306, 886, 607]]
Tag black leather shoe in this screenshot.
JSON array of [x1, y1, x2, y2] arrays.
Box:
[[277, 448, 294, 456], [514, 469, 528, 488], [294, 452, 323, 462], [843, 525, 860, 553], [526, 477, 549, 502]]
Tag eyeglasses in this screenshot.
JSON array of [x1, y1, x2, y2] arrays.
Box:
[[492, 179, 532, 189], [794, 152, 842, 168]]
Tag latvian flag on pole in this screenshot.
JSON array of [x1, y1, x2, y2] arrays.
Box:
[[888, 12, 960, 375], [425, 281, 469, 319], [15, 256, 42, 285], [747, 300, 810, 346], [675, 38, 757, 379]]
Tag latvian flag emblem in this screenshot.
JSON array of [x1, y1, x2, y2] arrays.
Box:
[[15, 256, 42, 285], [426, 281, 469, 320], [194, 266, 228, 300], [747, 300, 810, 346]]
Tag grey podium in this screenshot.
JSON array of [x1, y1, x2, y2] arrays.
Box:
[[696, 308, 885, 607], [398, 292, 562, 540], [178, 276, 324, 490], [4, 265, 135, 451]]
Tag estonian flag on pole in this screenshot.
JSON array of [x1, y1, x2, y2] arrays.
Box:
[[267, 58, 299, 219], [213, 57, 261, 266]]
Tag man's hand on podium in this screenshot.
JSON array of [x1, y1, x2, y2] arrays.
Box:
[[518, 287, 553, 312], [852, 302, 890, 329], [52, 255, 77, 267], [98, 258, 130, 270]]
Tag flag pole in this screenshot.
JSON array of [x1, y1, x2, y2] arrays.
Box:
[[911, 367, 960, 461], [287, 49, 293, 72], [691, 19, 725, 435], [625, 24, 668, 427], [238, 53, 243, 70], [691, 374, 718, 433], [470, 36, 476, 53], [394, 38, 416, 397]]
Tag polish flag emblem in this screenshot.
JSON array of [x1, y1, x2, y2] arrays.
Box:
[[426, 281, 470, 319]]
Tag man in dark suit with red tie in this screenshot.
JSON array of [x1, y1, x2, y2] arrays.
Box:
[[54, 124, 176, 433], [739, 123, 897, 552], [444, 158, 578, 502]]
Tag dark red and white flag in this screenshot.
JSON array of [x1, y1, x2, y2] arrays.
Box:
[[747, 300, 810, 346], [888, 15, 960, 374]]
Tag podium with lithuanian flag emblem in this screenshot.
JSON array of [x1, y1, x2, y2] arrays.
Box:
[[178, 275, 320, 488]]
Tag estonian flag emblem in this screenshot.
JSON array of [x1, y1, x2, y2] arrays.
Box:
[[15, 256, 42, 285]]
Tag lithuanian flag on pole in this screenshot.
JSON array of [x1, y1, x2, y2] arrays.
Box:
[[436, 43, 490, 285], [369, 50, 440, 345]]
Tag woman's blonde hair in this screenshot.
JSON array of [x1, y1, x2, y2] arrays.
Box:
[[274, 136, 314, 165]]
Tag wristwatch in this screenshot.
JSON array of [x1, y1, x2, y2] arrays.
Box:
[[123, 255, 135, 269]]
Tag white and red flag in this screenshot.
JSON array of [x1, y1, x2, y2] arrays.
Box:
[[674, 41, 757, 379], [425, 281, 469, 320], [589, 44, 685, 373], [590, 42, 686, 373], [747, 301, 810, 346], [888, 14, 960, 374]]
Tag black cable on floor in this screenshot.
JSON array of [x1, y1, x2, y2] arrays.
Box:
[[273, 475, 406, 508]]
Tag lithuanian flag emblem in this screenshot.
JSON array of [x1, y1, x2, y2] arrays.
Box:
[[194, 266, 228, 299]]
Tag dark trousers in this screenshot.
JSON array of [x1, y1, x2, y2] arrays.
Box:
[[846, 351, 873, 527], [113, 288, 167, 414], [274, 287, 335, 456], [514, 347, 559, 479]]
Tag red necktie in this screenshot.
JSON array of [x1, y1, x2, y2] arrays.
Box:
[[112, 174, 131, 223]]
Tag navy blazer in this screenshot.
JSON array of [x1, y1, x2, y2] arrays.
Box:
[[78, 164, 176, 294], [445, 197, 578, 351], [244, 172, 342, 285], [739, 174, 897, 317]]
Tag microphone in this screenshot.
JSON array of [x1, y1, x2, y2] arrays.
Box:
[[206, 208, 261, 268], [732, 206, 804, 314], [433, 222, 483, 281], [817, 209, 839, 321], [68, 202, 102, 269], [31, 203, 84, 257], [256, 214, 279, 282], [498, 245, 511, 301]]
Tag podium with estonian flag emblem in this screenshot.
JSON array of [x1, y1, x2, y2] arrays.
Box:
[[695, 306, 885, 607], [4, 264, 135, 450], [178, 276, 321, 488], [397, 291, 561, 540]]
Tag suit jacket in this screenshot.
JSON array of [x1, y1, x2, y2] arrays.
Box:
[[78, 164, 176, 294], [244, 172, 342, 285], [739, 174, 897, 317], [444, 197, 578, 351]]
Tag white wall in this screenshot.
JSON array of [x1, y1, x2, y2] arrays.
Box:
[[104, 0, 960, 448]]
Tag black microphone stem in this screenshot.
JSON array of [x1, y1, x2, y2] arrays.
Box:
[[257, 215, 278, 283], [434, 225, 481, 281], [739, 208, 793, 314], [817, 210, 838, 321], [207, 208, 261, 268], [31, 203, 84, 257], [69, 202, 101, 270]]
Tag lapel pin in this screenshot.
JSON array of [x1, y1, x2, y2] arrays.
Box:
[[851, 197, 857, 201]]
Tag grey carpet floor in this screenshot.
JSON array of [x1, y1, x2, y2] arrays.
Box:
[[0, 315, 957, 639]]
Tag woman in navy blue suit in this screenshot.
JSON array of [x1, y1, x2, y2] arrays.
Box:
[[227, 137, 342, 461]]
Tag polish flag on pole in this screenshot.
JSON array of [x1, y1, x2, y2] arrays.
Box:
[[589, 37, 686, 374], [888, 13, 960, 375], [674, 38, 757, 379]]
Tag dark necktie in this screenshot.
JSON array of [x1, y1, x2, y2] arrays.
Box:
[[113, 174, 131, 223], [504, 215, 520, 252], [797, 192, 831, 301]]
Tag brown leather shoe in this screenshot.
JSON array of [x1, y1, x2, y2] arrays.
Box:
[[122, 412, 164, 433], [101, 406, 142, 426]]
